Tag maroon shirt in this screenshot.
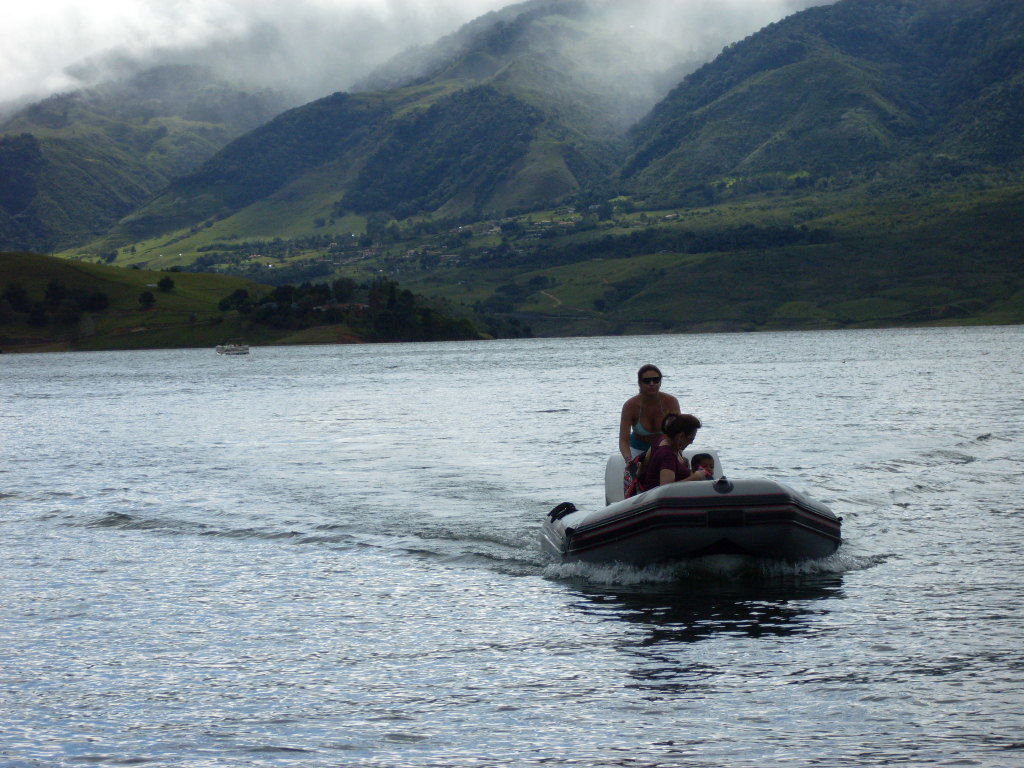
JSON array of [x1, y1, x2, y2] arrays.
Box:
[[641, 443, 691, 488]]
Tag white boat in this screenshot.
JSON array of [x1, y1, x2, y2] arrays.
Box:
[[215, 339, 250, 355], [541, 451, 841, 564]]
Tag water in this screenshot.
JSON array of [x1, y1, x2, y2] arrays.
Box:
[[2, 327, 1022, 767]]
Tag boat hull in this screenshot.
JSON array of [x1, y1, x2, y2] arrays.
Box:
[[542, 477, 841, 564]]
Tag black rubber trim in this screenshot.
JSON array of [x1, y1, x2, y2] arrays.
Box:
[[567, 503, 840, 555]]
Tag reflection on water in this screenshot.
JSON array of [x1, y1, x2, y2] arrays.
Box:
[[573, 572, 844, 646], [560, 568, 845, 699]]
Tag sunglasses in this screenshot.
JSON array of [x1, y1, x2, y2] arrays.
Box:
[[641, 376, 662, 384]]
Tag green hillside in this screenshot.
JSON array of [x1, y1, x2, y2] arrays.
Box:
[[382, 183, 1024, 335], [0, 252, 483, 352], [0, 65, 289, 253], [623, 0, 1024, 200], [84, 0, 692, 257], [0, 252, 274, 351], [111, 90, 399, 241]]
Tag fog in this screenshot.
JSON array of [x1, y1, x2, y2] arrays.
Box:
[[2, 0, 833, 107]]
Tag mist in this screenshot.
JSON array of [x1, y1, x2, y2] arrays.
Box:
[[2, 0, 833, 107], [2, 0, 511, 105]]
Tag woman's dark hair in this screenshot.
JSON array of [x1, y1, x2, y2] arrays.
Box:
[[662, 413, 701, 437], [637, 364, 662, 381]]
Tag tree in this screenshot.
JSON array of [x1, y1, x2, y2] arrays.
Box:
[[218, 288, 250, 311], [0, 298, 16, 324], [139, 291, 156, 309], [55, 299, 82, 326], [27, 303, 47, 327], [79, 291, 110, 312], [271, 285, 295, 304], [332, 277, 355, 302], [44, 279, 66, 307], [2, 283, 29, 312], [157, 277, 175, 292]]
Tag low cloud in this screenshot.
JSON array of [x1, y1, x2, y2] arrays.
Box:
[[2, 0, 511, 104], [2, 0, 832, 107]]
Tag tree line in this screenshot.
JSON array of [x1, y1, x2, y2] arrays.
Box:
[[0, 274, 180, 328], [0, 279, 110, 327], [218, 276, 480, 342], [495, 223, 836, 269]]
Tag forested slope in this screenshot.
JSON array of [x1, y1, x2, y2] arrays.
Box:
[[0, 66, 289, 252]]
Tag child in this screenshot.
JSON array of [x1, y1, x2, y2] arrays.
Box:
[[690, 453, 715, 479]]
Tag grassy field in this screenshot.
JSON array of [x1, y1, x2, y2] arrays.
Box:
[[394, 182, 1024, 335], [0, 252, 483, 352], [0, 252, 275, 352]]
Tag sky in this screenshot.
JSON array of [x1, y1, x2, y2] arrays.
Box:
[[1, 0, 830, 107]]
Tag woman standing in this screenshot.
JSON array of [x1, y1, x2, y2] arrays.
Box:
[[618, 364, 681, 461]]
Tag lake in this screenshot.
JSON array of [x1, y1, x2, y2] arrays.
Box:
[[2, 326, 1023, 767]]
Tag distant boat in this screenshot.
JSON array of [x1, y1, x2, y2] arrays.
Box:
[[215, 339, 250, 355]]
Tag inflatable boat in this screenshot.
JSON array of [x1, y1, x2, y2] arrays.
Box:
[[541, 451, 841, 564]]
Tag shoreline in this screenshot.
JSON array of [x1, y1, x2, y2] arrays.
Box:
[[3, 318, 1019, 355]]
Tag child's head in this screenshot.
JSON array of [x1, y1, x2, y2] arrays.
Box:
[[691, 453, 714, 473]]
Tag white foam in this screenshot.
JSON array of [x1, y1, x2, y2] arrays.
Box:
[[542, 548, 886, 585]]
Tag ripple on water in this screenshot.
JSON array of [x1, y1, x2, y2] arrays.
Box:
[[2, 328, 1023, 767]]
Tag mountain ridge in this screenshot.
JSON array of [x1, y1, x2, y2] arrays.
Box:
[[108, 0, 699, 244], [622, 0, 1024, 199], [0, 65, 290, 252]]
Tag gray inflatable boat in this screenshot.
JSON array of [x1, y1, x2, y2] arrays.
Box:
[[541, 452, 842, 564]]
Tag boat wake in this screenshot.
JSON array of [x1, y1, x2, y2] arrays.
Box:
[[78, 503, 548, 574], [542, 547, 887, 586], [75, 494, 887, 584]]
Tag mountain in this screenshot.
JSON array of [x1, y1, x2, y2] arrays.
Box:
[[50, 0, 1024, 338], [107, 0, 708, 245], [92, 0, 1024, 262], [0, 65, 290, 252], [353, 0, 697, 131], [622, 0, 1024, 200]]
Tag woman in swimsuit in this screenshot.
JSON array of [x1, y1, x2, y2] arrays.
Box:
[[618, 364, 681, 461]]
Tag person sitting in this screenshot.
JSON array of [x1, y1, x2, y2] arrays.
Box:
[[626, 414, 708, 497], [618, 364, 681, 462], [690, 453, 715, 479]]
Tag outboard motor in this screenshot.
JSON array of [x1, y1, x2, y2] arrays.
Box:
[[547, 501, 577, 521]]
